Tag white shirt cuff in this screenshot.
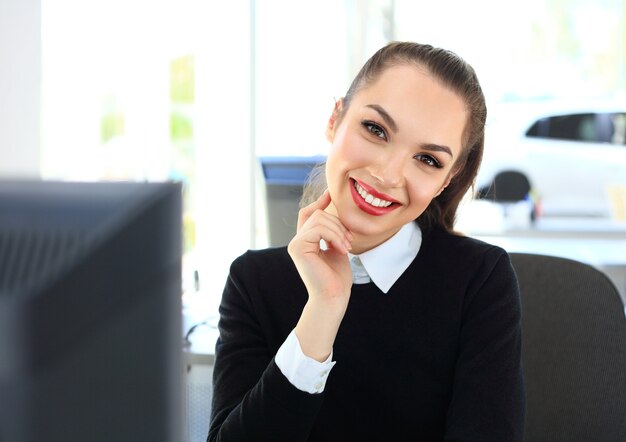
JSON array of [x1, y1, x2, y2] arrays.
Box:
[[275, 329, 336, 394]]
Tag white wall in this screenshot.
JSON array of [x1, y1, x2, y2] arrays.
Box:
[[0, 0, 41, 178]]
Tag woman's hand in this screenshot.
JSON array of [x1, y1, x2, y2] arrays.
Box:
[[288, 190, 353, 305], [288, 190, 354, 361]]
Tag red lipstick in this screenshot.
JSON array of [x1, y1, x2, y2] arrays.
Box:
[[350, 178, 400, 216]]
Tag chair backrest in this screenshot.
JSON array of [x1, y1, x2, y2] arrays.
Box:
[[509, 253, 626, 442]]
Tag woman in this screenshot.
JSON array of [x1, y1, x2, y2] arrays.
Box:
[[208, 42, 525, 441]]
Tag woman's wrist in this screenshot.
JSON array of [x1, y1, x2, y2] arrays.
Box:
[[294, 298, 348, 362]]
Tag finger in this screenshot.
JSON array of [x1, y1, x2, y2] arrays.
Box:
[[294, 216, 352, 252], [297, 190, 332, 229], [298, 206, 353, 247], [295, 221, 352, 255]]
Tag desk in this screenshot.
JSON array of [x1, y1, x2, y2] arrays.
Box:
[[183, 326, 218, 366], [181, 290, 220, 364]]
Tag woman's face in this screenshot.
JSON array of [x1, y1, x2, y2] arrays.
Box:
[[325, 63, 467, 253]]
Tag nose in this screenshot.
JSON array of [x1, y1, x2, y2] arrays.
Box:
[[370, 152, 405, 188]]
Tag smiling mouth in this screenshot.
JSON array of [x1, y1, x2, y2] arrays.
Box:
[[353, 180, 394, 208], [349, 179, 400, 216]]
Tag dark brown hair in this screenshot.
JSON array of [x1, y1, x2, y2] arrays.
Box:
[[302, 41, 487, 233]]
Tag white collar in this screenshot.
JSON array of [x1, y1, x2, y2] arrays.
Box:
[[349, 222, 422, 293]]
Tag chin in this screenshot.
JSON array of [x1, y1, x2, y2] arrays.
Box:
[[339, 210, 396, 237]]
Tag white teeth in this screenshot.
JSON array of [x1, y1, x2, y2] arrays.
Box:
[[353, 181, 393, 208]]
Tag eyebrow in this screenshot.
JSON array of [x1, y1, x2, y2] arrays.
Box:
[[366, 104, 398, 133], [366, 104, 454, 158], [420, 143, 453, 158]]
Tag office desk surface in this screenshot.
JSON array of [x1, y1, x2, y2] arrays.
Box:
[[465, 216, 626, 266]]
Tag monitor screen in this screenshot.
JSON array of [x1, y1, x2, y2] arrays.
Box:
[[0, 180, 183, 442]]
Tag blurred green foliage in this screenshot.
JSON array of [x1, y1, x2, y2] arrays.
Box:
[[100, 95, 125, 143], [170, 112, 193, 140], [170, 55, 195, 104], [170, 55, 196, 252]]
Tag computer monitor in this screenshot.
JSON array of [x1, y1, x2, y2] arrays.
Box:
[[0, 180, 183, 442]]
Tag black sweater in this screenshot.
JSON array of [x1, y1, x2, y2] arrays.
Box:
[[208, 228, 525, 441]]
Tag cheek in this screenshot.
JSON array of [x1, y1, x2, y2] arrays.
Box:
[[333, 130, 370, 162], [406, 170, 447, 204], [327, 130, 373, 176], [409, 186, 437, 206]]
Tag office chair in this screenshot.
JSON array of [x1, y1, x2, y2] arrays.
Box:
[[509, 253, 626, 442]]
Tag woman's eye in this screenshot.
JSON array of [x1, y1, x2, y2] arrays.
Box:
[[414, 154, 443, 169], [362, 121, 387, 140]]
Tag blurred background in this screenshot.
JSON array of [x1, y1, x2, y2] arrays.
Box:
[[2, 0, 625, 311]]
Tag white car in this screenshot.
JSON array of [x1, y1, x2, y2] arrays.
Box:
[[476, 99, 626, 218]]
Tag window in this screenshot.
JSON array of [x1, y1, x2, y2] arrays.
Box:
[[527, 112, 626, 144], [41, 0, 254, 300], [527, 113, 599, 142]]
